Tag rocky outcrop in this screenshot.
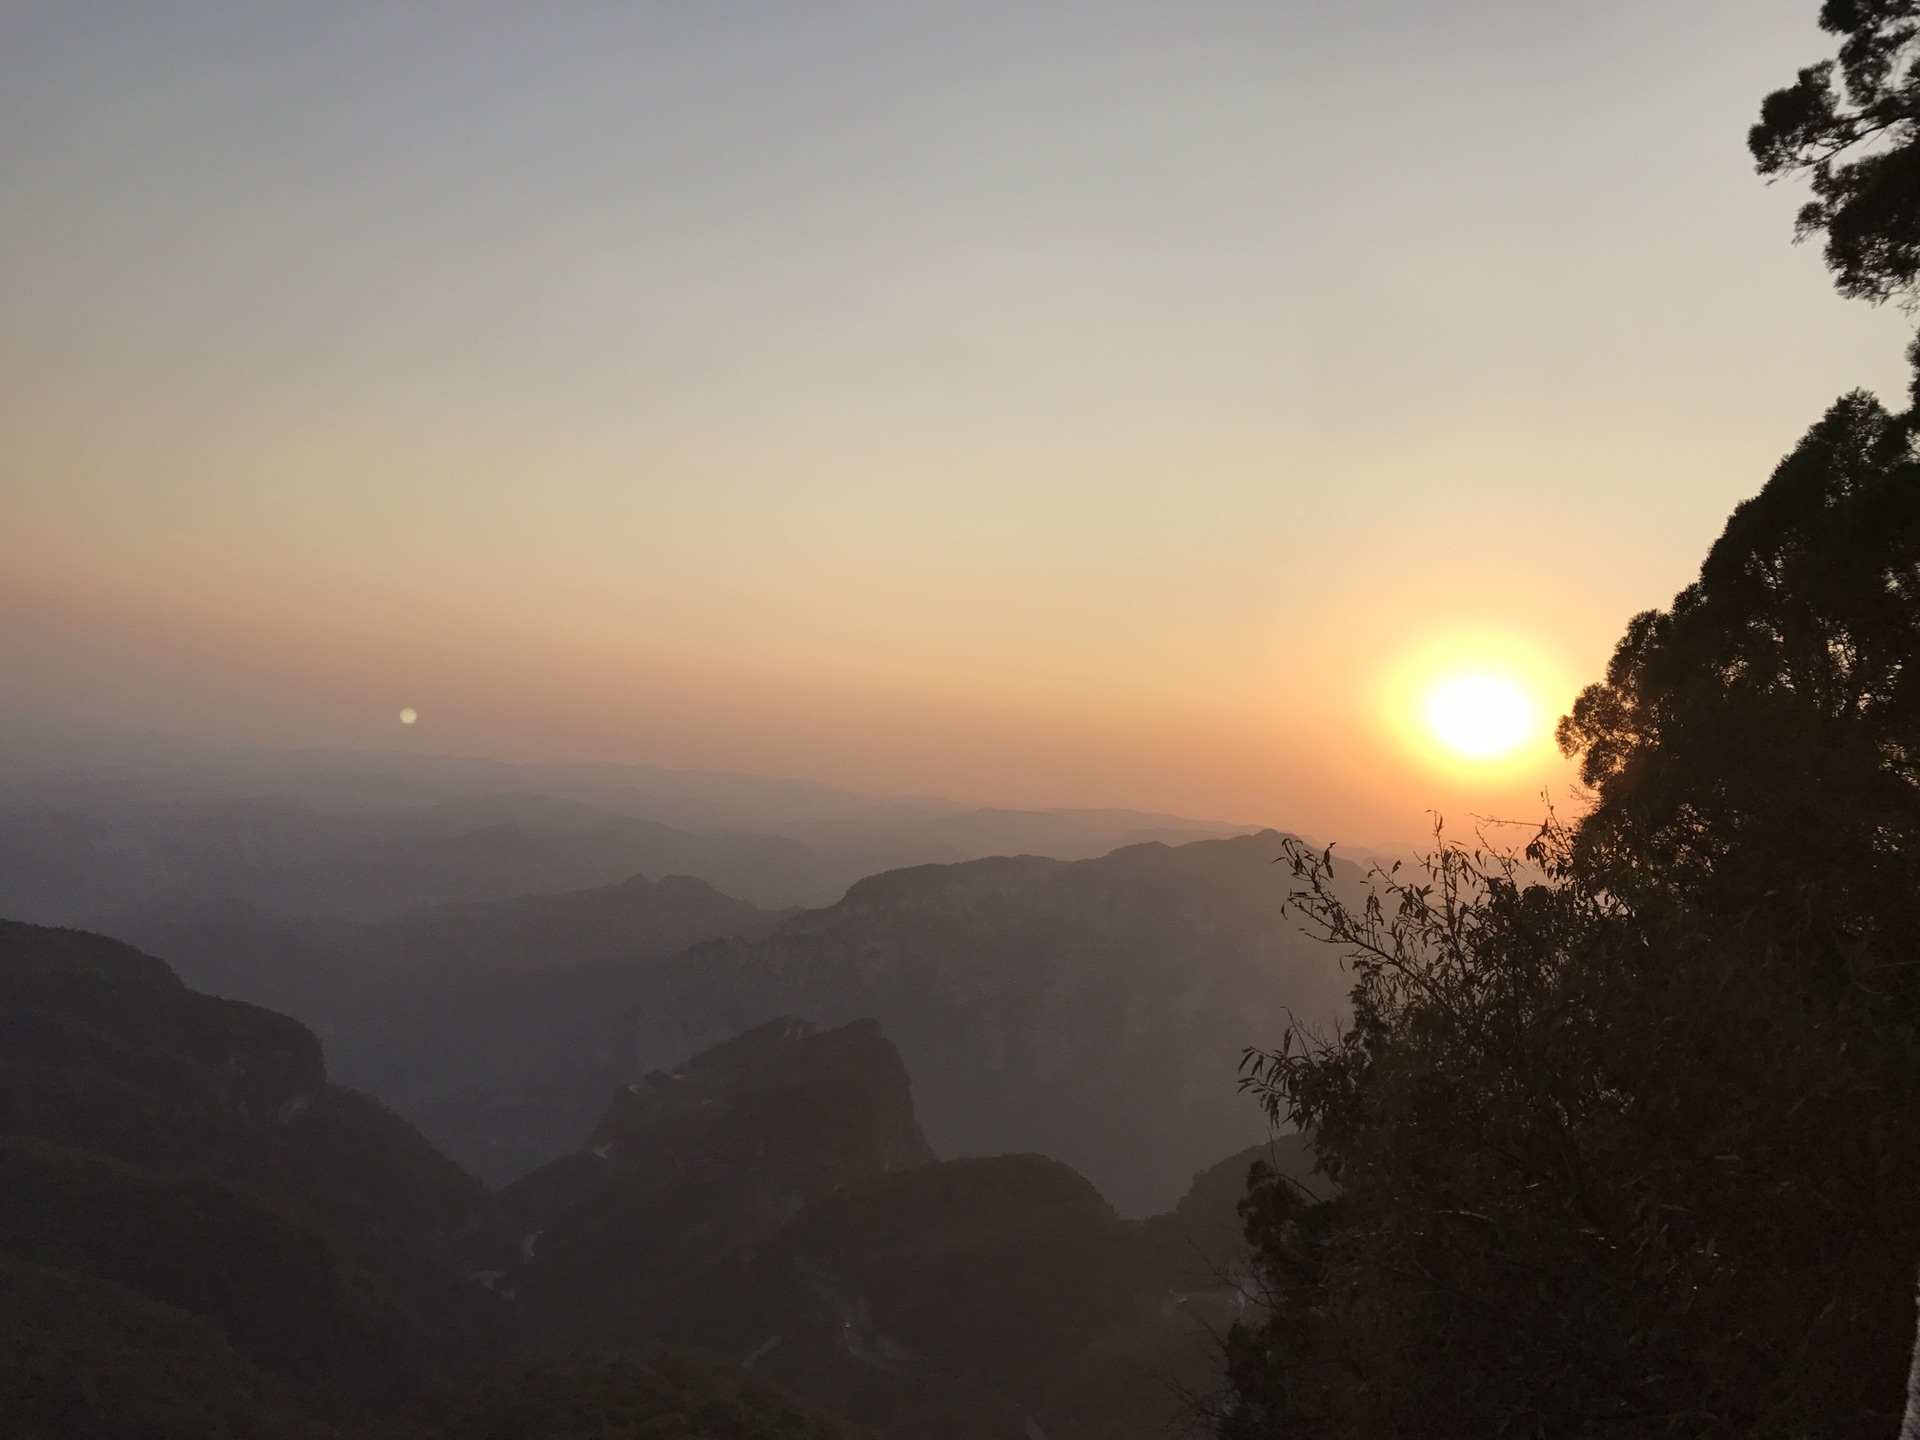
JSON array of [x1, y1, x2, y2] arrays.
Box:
[[0, 920, 520, 1423], [502, 1017, 931, 1343], [628, 832, 1351, 1215], [503, 1015, 1318, 1440]]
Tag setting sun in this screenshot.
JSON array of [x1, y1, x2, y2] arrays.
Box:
[[1377, 633, 1569, 783], [1424, 673, 1535, 760]]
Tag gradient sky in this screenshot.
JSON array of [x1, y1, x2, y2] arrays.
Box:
[[1, 0, 1911, 843]]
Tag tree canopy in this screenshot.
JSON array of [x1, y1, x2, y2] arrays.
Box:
[[1752, 1, 1920, 309], [1558, 387, 1920, 969], [1225, 423, 1920, 1423], [1217, 16, 1920, 1428]]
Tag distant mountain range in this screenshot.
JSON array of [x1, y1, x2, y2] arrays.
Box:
[[134, 831, 1351, 1214], [0, 735, 1351, 1214], [0, 728, 1261, 911]]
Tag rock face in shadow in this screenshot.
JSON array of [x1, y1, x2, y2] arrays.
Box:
[[390, 1349, 849, 1440], [0, 917, 1325, 1440], [503, 1017, 933, 1343], [504, 1016, 1326, 1440], [134, 870, 795, 1184], [0, 919, 521, 1426], [739, 1152, 1152, 1440], [635, 831, 1351, 1214], [110, 830, 1345, 1212]]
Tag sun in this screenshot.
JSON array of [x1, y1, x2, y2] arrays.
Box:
[[1379, 633, 1564, 776], [1375, 632, 1571, 780], [1423, 673, 1535, 760]]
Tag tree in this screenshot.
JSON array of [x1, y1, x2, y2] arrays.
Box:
[[1751, 2, 1920, 311], [1223, 393, 1920, 1437], [1556, 387, 1920, 979], [1216, 14, 1920, 1434]]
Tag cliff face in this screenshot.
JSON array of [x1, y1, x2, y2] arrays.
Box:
[[502, 1017, 932, 1343], [635, 832, 1351, 1214], [502, 1014, 1323, 1440], [0, 920, 520, 1425], [0, 919, 1314, 1440]]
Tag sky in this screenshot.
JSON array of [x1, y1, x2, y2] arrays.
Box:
[[0, 0, 1911, 844]]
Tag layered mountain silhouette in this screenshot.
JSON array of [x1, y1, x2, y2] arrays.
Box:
[[502, 1017, 935, 1343], [0, 736, 1258, 919], [626, 833, 1347, 1214], [0, 919, 1315, 1439], [132, 870, 793, 1182], [0, 918, 520, 1432], [137, 831, 1349, 1211], [0, 793, 827, 922], [501, 1016, 1316, 1440]]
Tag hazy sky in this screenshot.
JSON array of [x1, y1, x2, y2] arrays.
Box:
[[1, 1, 1910, 842]]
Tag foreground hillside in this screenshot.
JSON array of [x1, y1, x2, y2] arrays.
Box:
[[0, 919, 1310, 1439], [501, 1016, 1313, 1439], [0, 919, 521, 1431]]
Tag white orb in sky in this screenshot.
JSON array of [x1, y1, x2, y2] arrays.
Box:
[[1423, 673, 1533, 759], [398, 707, 418, 726]]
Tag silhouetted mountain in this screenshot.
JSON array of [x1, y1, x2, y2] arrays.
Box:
[[0, 919, 1311, 1438], [606, 832, 1350, 1214], [0, 1253, 328, 1440], [503, 1018, 933, 1344], [0, 794, 829, 923], [502, 1016, 1321, 1440], [0, 920, 520, 1425], [779, 803, 1255, 882], [134, 872, 793, 1183], [132, 830, 1345, 1209], [386, 1349, 848, 1440], [738, 1135, 1325, 1440], [0, 728, 1265, 909]]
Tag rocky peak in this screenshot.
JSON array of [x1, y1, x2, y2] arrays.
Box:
[[502, 1016, 931, 1344], [588, 1016, 932, 1190]]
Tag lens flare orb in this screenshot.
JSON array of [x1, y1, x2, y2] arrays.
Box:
[[398, 707, 418, 725]]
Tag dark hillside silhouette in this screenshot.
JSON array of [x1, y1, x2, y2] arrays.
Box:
[[510, 832, 1348, 1214], [127, 831, 1347, 1211], [505, 1015, 1318, 1440], [0, 920, 521, 1425], [135, 871, 791, 1182], [0, 919, 1292, 1437]]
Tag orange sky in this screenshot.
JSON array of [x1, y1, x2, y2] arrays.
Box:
[[1, 1, 1911, 845]]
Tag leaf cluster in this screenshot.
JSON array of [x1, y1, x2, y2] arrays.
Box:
[[1751, 1, 1920, 310], [1222, 393, 1920, 1438]]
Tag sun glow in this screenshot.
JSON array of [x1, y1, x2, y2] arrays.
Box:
[[1377, 633, 1568, 779], [1423, 673, 1534, 759]]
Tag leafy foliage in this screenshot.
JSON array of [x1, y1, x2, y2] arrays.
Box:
[[1558, 388, 1920, 962], [1751, 1, 1920, 310], [1224, 391, 1920, 1437]]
